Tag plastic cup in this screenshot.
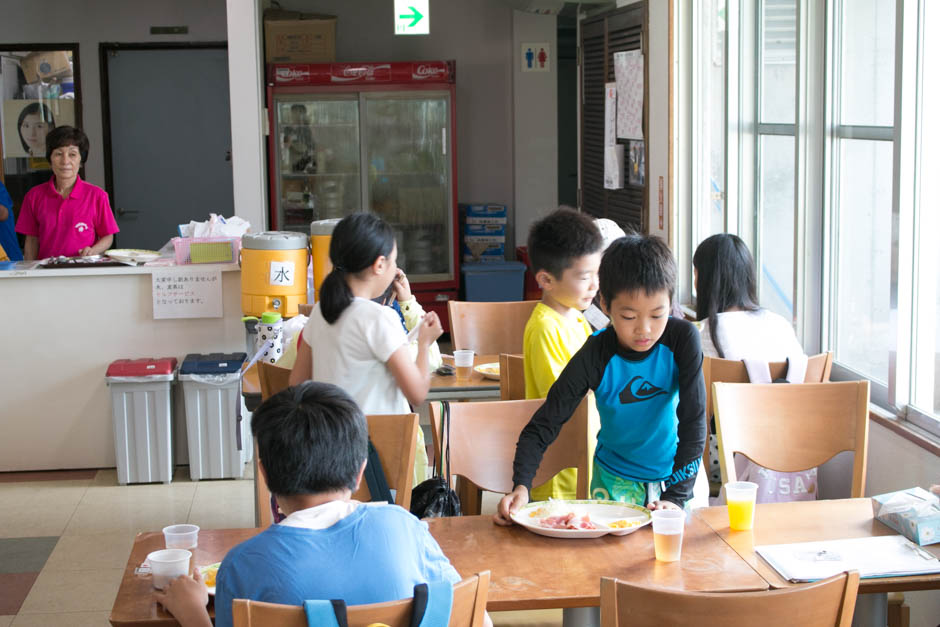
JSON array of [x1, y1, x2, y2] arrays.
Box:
[[453, 350, 475, 382], [148, 548, 191, 590], [725, 481, 759, 530], [163, 524, 200, 549], [651, 509, 686, 562]]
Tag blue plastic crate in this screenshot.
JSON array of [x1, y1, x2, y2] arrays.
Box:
[[461, 261, 526, 302]]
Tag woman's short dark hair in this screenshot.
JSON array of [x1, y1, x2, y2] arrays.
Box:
[[45, 126, 90, 164], [252, 382, 368, 496], [599, 234, 676, 308], [692, 233, 760, 358], [319, 212, 396, 324], [17, 102, 55, 154], [527, 207, 603, 279]]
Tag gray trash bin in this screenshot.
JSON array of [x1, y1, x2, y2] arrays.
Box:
[[106, 357, 178, 485], [178, 353, 248, 480]]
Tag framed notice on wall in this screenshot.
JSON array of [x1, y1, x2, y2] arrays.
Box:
[[152, 266, 223, 319]]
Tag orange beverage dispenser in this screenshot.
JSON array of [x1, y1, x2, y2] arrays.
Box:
[[240, 231, 309, 317], [309, 218, 340, 301]]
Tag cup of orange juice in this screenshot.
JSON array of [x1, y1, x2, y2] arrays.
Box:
[[725, 481, 758, 530]]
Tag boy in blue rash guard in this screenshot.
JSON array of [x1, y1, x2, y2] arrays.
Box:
[[495, 234, 706, 522]]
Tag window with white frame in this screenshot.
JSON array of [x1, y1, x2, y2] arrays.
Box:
[[679, 0, 939, 434]]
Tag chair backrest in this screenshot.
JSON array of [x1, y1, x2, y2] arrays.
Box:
[[232, 571, 490, 627], [600, 571, 859, 627], [712, 381, 869, 497], [253, 363, 294, 528], [254, 412, 418, 528], [351, 413, 419, 510], [447, 300, 539, 355], [701, 352, 833, 479], [257, 362, 292, 401], [499, 353, 526, 400], [430, 398, 589, 500]]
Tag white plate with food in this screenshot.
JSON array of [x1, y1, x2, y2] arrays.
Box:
[[474, 362, 500, 380], [106, 249, 161, 264], [511, 499, 651, 539], [199, 562, 221, 595]]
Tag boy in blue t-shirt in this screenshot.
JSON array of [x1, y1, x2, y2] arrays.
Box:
[[156, 382, 486, 627], [495, 234, 707, 522]]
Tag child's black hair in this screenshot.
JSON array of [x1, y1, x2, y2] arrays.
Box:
[[252, 382, 368, 496], [692, 233, 760, 358], [319, 212, 396, 324], [599, 233, 676, 307], [526, 207, 603, 279]]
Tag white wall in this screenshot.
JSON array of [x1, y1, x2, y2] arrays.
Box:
[[865, 421, 940, 627], [0, 0, 228, 189], [512, 10, 558, 244], [271, 0, 517, 225]]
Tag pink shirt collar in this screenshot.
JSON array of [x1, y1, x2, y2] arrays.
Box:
[[41, 175, 88, 201]]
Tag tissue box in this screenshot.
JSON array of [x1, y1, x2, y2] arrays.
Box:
[[871, 487, 940, 546]]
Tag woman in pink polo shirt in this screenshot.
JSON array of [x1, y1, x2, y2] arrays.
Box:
[[16, 126, 119, 260]]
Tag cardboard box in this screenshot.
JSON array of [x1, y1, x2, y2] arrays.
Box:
[[461, 203, 508, 219], [462, 240, 505, 261], [464, 223, 506, 238], [464, 215, 508, 225], [871, 487, 940, 546], [264, 12, 336, 63], [20, 51, 71, 84]]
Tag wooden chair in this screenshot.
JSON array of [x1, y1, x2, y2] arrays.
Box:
[[253, 363, 293, 528], [712, 380, 870, 497], [498, 353, 526, 401], [257, 362, 292, 400], [600, 571, 859, 627], [350, 413, 419, 511], [232, 571, 490, 627], [447, 300, 538, 355], [430, 398, 589, 514], [252, 363, 419, 523], [702, 352, 833, 486]]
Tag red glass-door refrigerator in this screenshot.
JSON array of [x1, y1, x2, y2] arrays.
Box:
[[266, 61, 459, 328]]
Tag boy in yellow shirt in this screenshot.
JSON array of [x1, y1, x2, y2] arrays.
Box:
[[523, 208, 603, 500]]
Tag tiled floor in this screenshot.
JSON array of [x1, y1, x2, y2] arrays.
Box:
[[0, 466, 254, 626], [0, 467, 558, 626]]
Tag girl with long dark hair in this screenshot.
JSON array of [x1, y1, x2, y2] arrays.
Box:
[[289, 213, 443, 486]]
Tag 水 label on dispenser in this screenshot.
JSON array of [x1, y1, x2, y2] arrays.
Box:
[[269, 261, 295, 286]]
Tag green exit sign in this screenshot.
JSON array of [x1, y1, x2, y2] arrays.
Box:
[[394, 0, 429, 35]]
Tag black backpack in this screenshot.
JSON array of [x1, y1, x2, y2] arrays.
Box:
[[410, 401, 461, 518]]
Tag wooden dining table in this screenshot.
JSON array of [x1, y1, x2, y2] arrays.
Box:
[[696, 498, 940, 593], [425, 514, 767, 610], [427, 353, 500, 401], [110, 513, 765, 625], [697, 498, 940, 627], [241, 353, 501, 412]]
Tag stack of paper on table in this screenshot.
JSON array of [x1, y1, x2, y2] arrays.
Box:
[[756, 535, 940, 582]]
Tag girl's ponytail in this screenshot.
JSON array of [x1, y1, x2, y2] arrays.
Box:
[[319, 213, 396, 324]]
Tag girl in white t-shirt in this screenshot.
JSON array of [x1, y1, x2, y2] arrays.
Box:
[[693, 233, 807, 492], [290, 213, 443, 486]]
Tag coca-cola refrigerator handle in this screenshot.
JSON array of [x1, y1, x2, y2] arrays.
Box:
[[442, 127, 446, 155]]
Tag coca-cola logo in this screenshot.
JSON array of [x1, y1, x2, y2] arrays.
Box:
[[413, 64, 446, 79], [331, 64, 391, 82], [275, 67, 310, 82]]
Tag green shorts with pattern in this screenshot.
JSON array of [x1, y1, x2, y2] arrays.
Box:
[[589, 461, 662, 506]]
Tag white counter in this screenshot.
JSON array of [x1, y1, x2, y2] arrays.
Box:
[[0, 263, 247, 471]]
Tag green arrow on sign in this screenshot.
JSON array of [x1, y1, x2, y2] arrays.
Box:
[[399, 6, 423, 27]]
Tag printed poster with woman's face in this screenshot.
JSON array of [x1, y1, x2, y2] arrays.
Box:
[[2, 99, 76, 163]]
